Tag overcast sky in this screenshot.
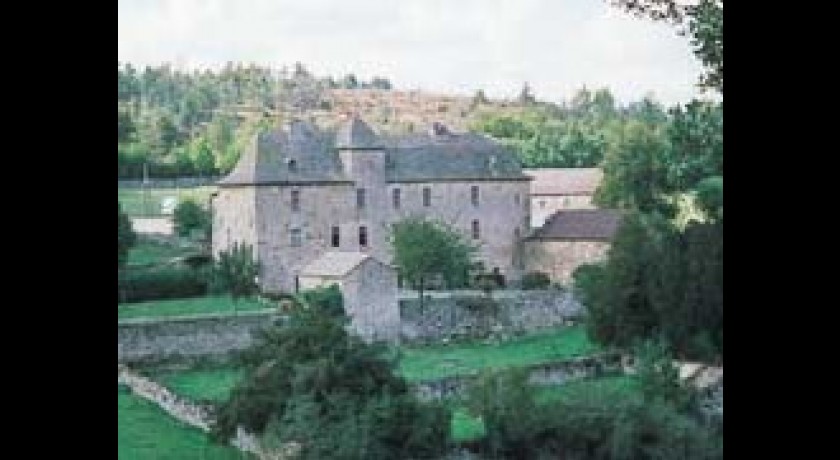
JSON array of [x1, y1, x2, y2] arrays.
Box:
[[118, 0, 707, 106]]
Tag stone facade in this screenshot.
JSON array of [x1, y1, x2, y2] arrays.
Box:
[[522, 240, 611, 285], [212, 116, 531, 294]]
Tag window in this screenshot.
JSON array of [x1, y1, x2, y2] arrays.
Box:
[[357, 188, 366, 209], [539, 200, 546, 208], [472, 220, 480, 239], [423, 187, 431, 207], [514, 227, 521, 239], [291, 190, 300, 212], [290, 228, 302, 247], [471, 185, 480, 206], [359, 226, 368, 247], [393, 188, 401, 209], [514, 193, 520, 205], [287, 158, 298, 172], [331, 226, 340, 248]]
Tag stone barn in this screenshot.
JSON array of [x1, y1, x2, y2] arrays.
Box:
[[299, 251, 400, 342], [523, 209, 623, 285], [524, 168, 603, 228]]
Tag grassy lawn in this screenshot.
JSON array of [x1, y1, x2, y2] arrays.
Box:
[[118, 296, 274, 321], [159, 368, 244, 403], [119, 186, 216, 217], [398, 325, 600, 381], [118, 386, 250, 460], [127, 239, 200, 267]]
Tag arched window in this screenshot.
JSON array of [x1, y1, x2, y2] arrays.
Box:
[[287, 158, 298, 172], [472, 220, 480, 239]]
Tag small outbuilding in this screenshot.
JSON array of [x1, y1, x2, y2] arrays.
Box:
[[522, 209, 623, 285], [300, 251, 400, 342]]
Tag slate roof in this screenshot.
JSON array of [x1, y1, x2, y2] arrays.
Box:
[[218, 120, 347, 186], [217, 117, 529, 186], [524, 168, 603, 195], [527, 209, 623, 241], [382, 132, 526, 182], [300, 251, 386, 277]]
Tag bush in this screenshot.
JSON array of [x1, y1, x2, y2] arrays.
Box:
[[173, 199, 209, 238], [467, 369, 721, 459], [210, 242, 259, 300], [118, 266, 207, 303], [299, 284, 344, 318], [520, 271, 551, 290], [211, 304, 451, 459]]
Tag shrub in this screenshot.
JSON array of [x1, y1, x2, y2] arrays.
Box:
[[466, 368, 721, 459], [299, 284, 344, 318], [211, 304, 451, 459], [118, 266, 207, 303], [211, 242, 259, 301], [521, 271, 551, 290], [173, 199, 209, 238]]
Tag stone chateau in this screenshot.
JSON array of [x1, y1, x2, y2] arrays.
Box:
[[211, 115, 531, 294]]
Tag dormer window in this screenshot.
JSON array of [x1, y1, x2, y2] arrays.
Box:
[[287, 158, 298, 172]]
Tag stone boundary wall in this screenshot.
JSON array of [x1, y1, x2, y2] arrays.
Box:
[[412, 352, 624, 401], [400, 290, 584, 341], [117, 364, 281, 458], [118, 311, 281, 365]]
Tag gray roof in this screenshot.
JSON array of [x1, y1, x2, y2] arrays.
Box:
[[527, 209, 623, 241], [383, 132, 526, 182], [335, 116, 383, 150], [218, 118, 528, 186], [218, 120, 347, 186], [300, 251, 389, 277]]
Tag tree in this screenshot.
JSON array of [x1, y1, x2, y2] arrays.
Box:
[[390, 218, 476, 312], [211, 297, 450, 459], [118, 202, 136, 269], [173, 198, 209, 238], [517, 82, 536, 105], [472, 89, 489, 106], [212, 242, 259, 301], [191, 138, 216, 177]]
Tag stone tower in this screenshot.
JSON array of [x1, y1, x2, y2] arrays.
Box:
[[336, 115, 390, 262]]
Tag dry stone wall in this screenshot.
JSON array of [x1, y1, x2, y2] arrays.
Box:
[[118, 311, 281, 364], [400, 290, 584, 341]]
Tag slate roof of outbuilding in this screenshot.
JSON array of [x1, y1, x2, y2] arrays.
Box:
[[217, 117, 529, 186], [300, 251, 389, 277], [527, 209, 623, 241]]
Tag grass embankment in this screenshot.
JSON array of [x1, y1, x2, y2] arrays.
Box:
[[118, 296, 273, 321], [118, 385, 251, 460]]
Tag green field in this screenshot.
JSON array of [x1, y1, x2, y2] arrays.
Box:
[[398, 326, 600, 381], [118, 386, 250, 460], [127, 240, 201, 267], [119, 186, 216, 217], [159, 368, 244, 402], [118, 296, 274, 321], [150, 326, 599, 404]]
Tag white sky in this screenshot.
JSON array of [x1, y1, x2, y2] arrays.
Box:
[[118, 0, 708, 106]]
